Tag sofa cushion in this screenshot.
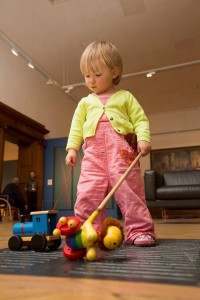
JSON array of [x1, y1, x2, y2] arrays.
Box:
[[156, 185, 200, 200], [163, 170, 200, 186]]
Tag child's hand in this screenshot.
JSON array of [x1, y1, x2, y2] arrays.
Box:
[[65, 149, 77, 166], [137, 141, 151, 156]]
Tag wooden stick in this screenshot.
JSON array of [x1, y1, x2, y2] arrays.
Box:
[[97, 152, 142, 213]]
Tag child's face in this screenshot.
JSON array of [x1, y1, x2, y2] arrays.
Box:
[[83, 63, 117, 94]]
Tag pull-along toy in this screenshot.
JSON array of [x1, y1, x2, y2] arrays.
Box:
[[53, 152, 142, 261], [8, 152, 142, 261], [8, 210, 61, 252]]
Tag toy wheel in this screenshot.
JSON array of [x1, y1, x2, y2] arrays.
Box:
[[30, 234, 47, 252], [48, 238, 62, 250], [8, 235, 23, 251], [63, 245, 86, 260]]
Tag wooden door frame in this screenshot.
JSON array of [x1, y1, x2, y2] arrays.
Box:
[[0, 102, 49, 208]]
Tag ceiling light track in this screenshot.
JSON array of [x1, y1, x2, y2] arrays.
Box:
[[1, 31, 200, 99], [0, 31, 61, 86], [123, 59, 200, 79], [0, 31, 79, 104], [62, 59, 200, 90]]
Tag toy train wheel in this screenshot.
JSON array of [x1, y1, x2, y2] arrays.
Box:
[[48, 238, 62, 250], [8, 235, 23, 251], [30, 234, 47, 252]]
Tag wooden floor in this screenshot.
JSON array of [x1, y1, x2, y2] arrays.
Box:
[[0, 219, 200, 300]]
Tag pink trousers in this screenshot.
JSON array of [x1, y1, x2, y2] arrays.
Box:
[[74, 121, 156, 244]]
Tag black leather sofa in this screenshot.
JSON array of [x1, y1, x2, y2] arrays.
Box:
[[144, 169, 200, 216]]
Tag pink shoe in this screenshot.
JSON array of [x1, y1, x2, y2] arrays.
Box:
[[133, 234, 156, 247]]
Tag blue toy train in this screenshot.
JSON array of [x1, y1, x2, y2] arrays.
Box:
[[8, 210, 61, 252]]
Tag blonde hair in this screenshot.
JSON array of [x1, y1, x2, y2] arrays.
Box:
[[80, 41, 123, 85]]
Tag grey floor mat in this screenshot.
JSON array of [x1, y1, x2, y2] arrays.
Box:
[[0, 239, 200, 286]]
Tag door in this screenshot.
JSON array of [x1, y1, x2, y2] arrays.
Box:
[[18, 141, 45, 210]]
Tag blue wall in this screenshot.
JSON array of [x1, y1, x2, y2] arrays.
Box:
[[43, 137, 119, 218], [43, 137, 73, 217]]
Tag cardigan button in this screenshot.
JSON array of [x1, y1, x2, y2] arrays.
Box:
[[117, 129, 120, 132], [110, 117, 113, 120]]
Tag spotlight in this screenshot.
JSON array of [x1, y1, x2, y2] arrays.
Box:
[[28, 62, 35, 69], [46, 79, 53, 85], [146, 71, 156, 78], [11, 48, 18, 56], [65, 86, 74, 93]]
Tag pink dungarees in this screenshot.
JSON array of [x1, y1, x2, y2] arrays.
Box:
[[74, 118, 156, 244]]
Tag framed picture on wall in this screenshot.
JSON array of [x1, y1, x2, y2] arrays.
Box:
[[150, 146, 200, 174]]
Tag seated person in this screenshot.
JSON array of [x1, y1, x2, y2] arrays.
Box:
[[2, 177, 28, 216]]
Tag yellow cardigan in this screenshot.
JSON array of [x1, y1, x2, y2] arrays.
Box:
[[66, 90, 150, 151]]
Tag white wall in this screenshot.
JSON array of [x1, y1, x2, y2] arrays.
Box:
[[0, 42, 76, 139]]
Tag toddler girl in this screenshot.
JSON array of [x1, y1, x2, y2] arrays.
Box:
[[66, 41, 156, 246]]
